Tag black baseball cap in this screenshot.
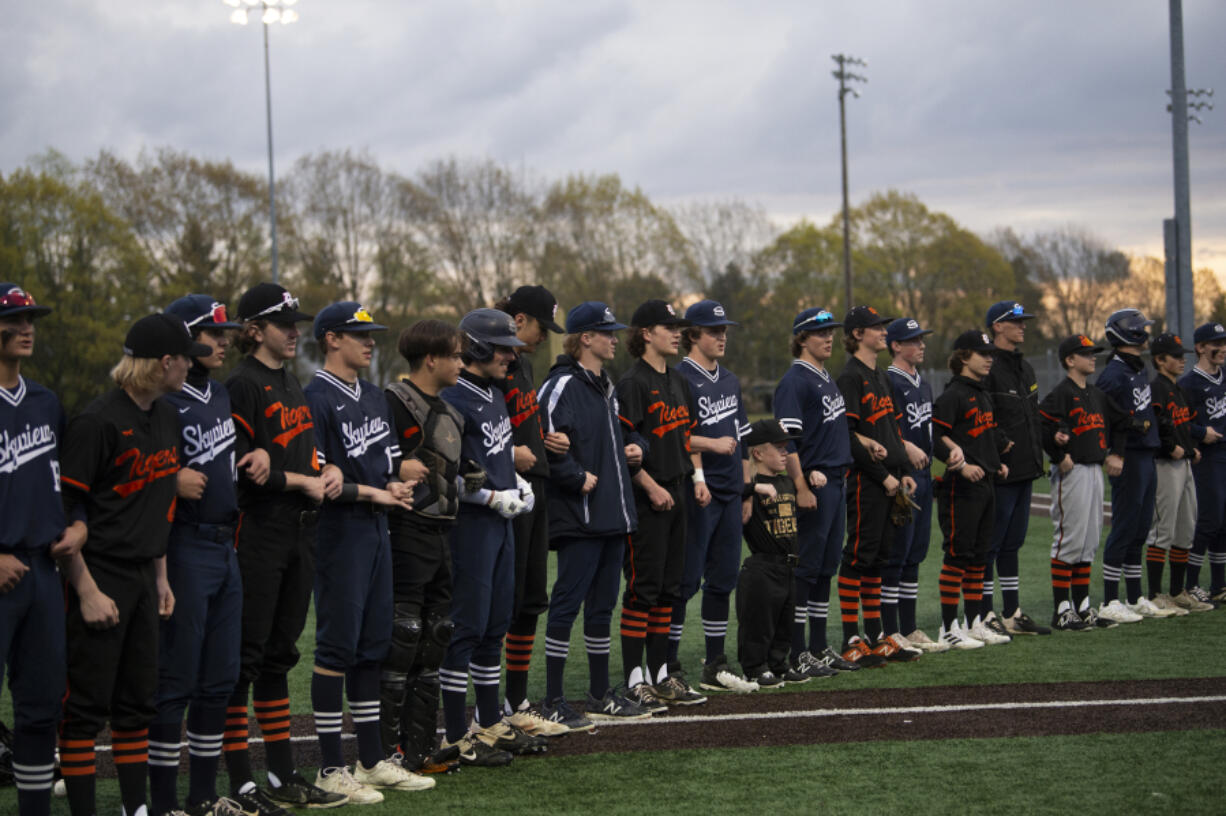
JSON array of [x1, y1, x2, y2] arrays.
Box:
[[313, 302, 388, 341], [566, 301, 627, 333], [843, 305, 891, 333], [1193, 322, 1226, 344], [1150, 332, 1193, 357], [237, 282, 314, 323], [986, 300, 1035, 326], [886, 317, 932, 345], [742, 418, 800, 448], [631, 299, 689, 328], [165, 294, 242, 330], [125, 313, 212, 359], [685, 299, 738, 327], [953, 329, 995, 353], [505, 285, 564, 333], [792, 307, 841, 334], [0, 284, 51, 319], [1058, 334, 1105, 360]]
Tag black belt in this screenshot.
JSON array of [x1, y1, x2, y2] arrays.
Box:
[[331, 503, 386, 517], [177, 522, 236, 544], [749, 552, 799, 567]]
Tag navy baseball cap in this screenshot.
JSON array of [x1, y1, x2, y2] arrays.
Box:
[[986, 300, 1035, 326], [631, 299, 688, 327], [1150, 332, 1192, 357], [566, 302, 627, 333], [742, 418, 800, 448], [313, 302, 388, 341], [792, 307, 841, 334], [0, 283, 51, 319], [953, 329, 995, 353], [1057, 334, 1105, 360], [237, 282, 313, 323], [886, 317, 932, 346], [685, 299, 738, 327], [844, 305, 892, 333], [505, 285, 564, 333], [1193, 322, 1226, 344], [165, 294, 241, 331], [125, 313, 212, 359]]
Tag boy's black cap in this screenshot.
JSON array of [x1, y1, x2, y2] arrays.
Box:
[[953, 329, 995, 353], [631, 299, 689, 327], [1058, 334, 1105, 360], [505, 285, 564, 333], [1150, 332, 1193, 357], [125, 313, 212, 359], [843, 305, 891, 333], [743, 418, 800, 448], [237, 282, 313, 323], [165, 294, 242, 330]]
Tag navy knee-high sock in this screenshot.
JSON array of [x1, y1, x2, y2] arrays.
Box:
[[544, 625, 571, 703], [791, 577, 811, 660], [808, 577, 831, 653], [311, 672, 346, 771], [347, 664, 385, 768], [186, 704, 226, 807], [148, 720, 182, 814], [700, 592, 730, 665], [584, 623, 612, 699]]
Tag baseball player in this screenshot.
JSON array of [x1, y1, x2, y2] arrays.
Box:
[[438, 309, 543, 760], [884, 318, 948, 652], [1180, 321, 1226, 606], [1095, 308, 1160, 623], [673, 300, 755, 691], [222, 284, 342, 812], [0, 285, 83, 816], [1038, 335, 1127, 631], [617, 299, 710, 710], [148, 296, 267, 816], [1146, 332, 1202, 614], [536, 302, 650, 724], [304, 302, 434, 802], [492, 286, 571, 734], [772, 307, 855, 677], [932, 330, 1010, 649], [58, 313, 203, 816], [981, 301, 1049, 637], [836, 305, 918, 665]]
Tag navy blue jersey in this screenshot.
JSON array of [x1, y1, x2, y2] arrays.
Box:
[[1178, 365, 1226, 451], [305, 370, 400, 490], [887, 364, 933, 458], [441, 370, 518, 494], [1095, 352, 1159, 450], [162, 372, 239, 526], [773, 359, 852, 471], [678, 356, 750, 497], [0, 377, 67, 551]]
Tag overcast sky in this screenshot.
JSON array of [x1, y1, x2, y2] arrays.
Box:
[[3, 1, 1224, 277]]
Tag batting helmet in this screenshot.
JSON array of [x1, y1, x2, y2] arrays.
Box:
[[1104, 308, 1153, 347], [459, 308, 525, 362]]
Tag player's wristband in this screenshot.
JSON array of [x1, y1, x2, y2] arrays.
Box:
[[949, 460, 965, 471], [692, 468, 705, 484]]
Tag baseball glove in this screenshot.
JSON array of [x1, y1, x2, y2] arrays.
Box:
[[889, 489, 920, 527]]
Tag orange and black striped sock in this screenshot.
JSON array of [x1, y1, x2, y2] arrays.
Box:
[[939, 562, 965, 629], [1051, 558, 1072, 610], [837, 573, 861, 644], [112, 727, 149, 816], [619, 607, 648, 685], [962, 565, 985, 624], [1146, 545, 1166, 598], [504, 622, 536, 710], [860, 575, 882, 643], [646, 606, 672, 682], [1072, 562, 1092, 612], [1169, 548, 1189, 595], [253, 675, 294, 784], [60, 736, 97, 815]]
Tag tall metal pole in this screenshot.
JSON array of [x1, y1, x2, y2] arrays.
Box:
[[1167, 0, 1193, 342], [263, 19, 280, 283], [838, 76, 852, 311]]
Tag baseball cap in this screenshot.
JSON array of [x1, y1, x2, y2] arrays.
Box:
[[237, 282, 314, 323], [124, 313, 212, 359], [1193, 322, 1226, 344], [685, 299, 738, 327], [1150, 332, 1193, 357], [1057, 334, 1105, 361], [313, 302, 388, 341], [566, 302, 627, 333], [953, 329, 995, 353], [630, 299, 688, 328], [742, 418, 800, 448], [886, 317, 932, 346], [843, 305, 892, 333], [165, 294, 241, 330], [792, 307, 841, 334], [505, 285, 564, 334], [986, 300, 1035, 326], [0, 284, 51, 319]]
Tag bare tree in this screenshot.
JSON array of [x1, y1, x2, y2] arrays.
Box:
[[670, 199, 776, 288]]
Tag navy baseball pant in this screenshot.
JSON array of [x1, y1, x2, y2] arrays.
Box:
[[1104, 450, 1156, 603], [545, 534, 624, 701], [792, 470, 844, 659], [987, 479, 1034, 617], [675, 490, 742, 665]]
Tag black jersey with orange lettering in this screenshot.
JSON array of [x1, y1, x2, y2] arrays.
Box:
[[59, 388, 181, 562], [1038, 377, 1127, 465], [933, 375, 1009, 472], [837, 356, 908, 482], [225, 355, 319, 511], [616, 358, 695, 485], [743, 474, 798, 558], [496, 354, 548, 479], [1150, 374, 1197, 460]]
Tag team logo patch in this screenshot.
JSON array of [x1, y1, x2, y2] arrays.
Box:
[[1079, 335, 1093, 347], [353, 307, 373, 323], [906, 319, 919, 330], [666, 304, 676, 316], [713, 305, 726, 317], [981, 333, 990, 344], [603, 308, 615, 323]]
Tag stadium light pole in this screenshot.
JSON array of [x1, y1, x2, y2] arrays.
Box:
[[832, 54, 866, 311], [224, 0, 300, 283]]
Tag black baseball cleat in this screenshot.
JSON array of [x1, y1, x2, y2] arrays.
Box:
[[267, 771, 347, 809], [231, 783, 291, 816]]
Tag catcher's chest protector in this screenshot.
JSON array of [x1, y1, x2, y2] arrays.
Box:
[[388, 381, 463, 520]]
